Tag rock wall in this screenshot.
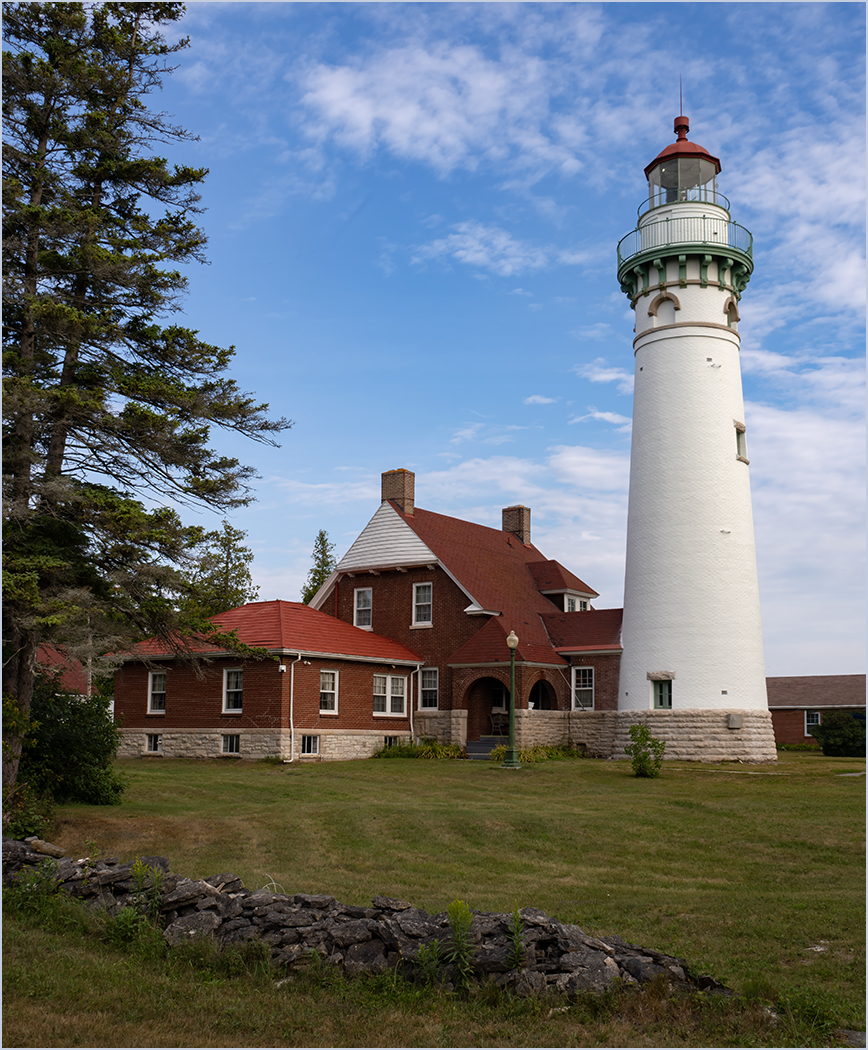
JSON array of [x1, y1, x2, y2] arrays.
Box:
[[3, 836, 729, 999]]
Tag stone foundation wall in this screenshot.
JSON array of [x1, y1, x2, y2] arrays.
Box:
[[609, 709, 778, 763], [501, 709, 776, 762], [119, 728, 414, 763], [414, 709, 467, 747]]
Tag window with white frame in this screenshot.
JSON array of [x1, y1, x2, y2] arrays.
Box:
[[383, 736, 400, 749], [579, 600, 589, 611], [805, 710, 821, 735], [222, 734, 240, 754], [223, 669, 243, 712], [354, 588, 372, 628], [573, 667, 594, 710], [653, 680, 673, 709], [373, 674, 407, 716], [146, 734, 163, 753], [320, 670, 338, 714], [412, 583, 433, 625], [301, 734, 319, 755], [566, 596, 577, 612], [148, 671, 166, 713], [420, 668, 439, 709]]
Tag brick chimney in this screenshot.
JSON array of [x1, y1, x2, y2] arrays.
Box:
[[381, 469, 415, 515], [502, 505, 531, 544]]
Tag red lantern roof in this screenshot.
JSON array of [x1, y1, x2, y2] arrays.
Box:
[[644, 115, 721, 179]]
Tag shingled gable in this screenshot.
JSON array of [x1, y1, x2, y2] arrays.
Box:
[[527, 560, 599, 600], [126, 600, 422, 665], [541, 608, 624, 654]]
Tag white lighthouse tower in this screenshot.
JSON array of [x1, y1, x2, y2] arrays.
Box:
[[615, 116, 777, 761]]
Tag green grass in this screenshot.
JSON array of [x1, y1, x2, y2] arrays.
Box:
[[4, 751, 864, 1047]]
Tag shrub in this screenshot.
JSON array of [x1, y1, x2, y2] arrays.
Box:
[[624, 724, 665, 777], [18, 670, 125, 805], [488, 742, 584, 763], [809, 712, 866, 758], [3, 781, 54, 839], [445, 898, 475, 992], [373, 740, 465, 760]]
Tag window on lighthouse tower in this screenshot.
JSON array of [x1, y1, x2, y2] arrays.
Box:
[[653, 681, 673, 709]]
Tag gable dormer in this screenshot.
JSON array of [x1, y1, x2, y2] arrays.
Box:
[[527, 560, 599, 612]]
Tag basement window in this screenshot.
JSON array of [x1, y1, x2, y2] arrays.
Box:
[[222, 734, 240, 755], [146, 734, 163, 753], [301, 735, 319, 756]]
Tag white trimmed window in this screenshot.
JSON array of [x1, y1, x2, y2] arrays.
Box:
[[579, 600, 589, 611], [146, 734, 163, 753], [412, 583, 433, 626], [354, 588, 372, 629], [805, 710, 821, 735], [320, 670, 338, 714], [566, 597, 577, 612], [301, 734, 319, 755], [383, 736, 400, 749], [654, 680, 673, 709], [420, 668, 439, 709], [148, 671, 166, 713], [222, 734, 240, 754], [572, 667, 594, 710], [223, 669, 243, 712], [373, 674, 407, 717]]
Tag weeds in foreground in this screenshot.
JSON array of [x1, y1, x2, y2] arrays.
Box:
[[506, 904, 526, 969], [445, 898, 475, 992]]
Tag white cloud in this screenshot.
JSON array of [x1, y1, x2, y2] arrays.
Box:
[[510, 288, 533, 297], [569, 409, 632, 432], [570, 322, 612, 342], [412, 222, 550, 277], [524, 394, 557, 404], [573, 359, 635, 395]]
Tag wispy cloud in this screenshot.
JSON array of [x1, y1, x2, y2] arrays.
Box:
[[573, 359, 635, 395], [524, 394, 557, 405], [569, 408, 632, 432]]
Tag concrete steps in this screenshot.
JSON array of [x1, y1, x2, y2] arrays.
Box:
[[465, 735, 507, 761]]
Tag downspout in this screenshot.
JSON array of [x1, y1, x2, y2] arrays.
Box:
[[286, 652, 303, 762], [410, 663, 422, 742]]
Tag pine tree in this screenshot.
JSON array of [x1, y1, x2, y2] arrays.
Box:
[[2, 3, 291, 790], [301, 530, 337, 604], [183, 521, 260, 619]]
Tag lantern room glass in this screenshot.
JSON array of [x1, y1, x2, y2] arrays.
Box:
[[648, 157, 718, 207]]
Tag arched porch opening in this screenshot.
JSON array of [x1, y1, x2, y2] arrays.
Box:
[[529, 678, 559, 710], [464, 675, 509, 742]]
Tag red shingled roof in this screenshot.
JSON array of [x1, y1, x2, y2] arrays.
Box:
[[766, 675, 866, 710], [391, 504, 586, 665], [542, 608, 623, 653], [127, 600, 423, 664], [36, 645, 90, 694], [527, 560, 598, 597]]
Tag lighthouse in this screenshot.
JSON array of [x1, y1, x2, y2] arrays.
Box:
[[615, 116, 777, 761]]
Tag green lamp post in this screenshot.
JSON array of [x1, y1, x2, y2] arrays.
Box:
[[502, 630, 521, 769]]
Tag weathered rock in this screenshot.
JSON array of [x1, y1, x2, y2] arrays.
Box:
[[371, 894, 412, 912], [163, 910, 222, 945], [330, 920, 375, 948], [344, 938, 391, 975]]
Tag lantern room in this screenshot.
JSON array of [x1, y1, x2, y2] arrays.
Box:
[[644, 115, 721, 209]]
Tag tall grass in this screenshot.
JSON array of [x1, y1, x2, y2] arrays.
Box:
[[4, 750, 863, 1047]]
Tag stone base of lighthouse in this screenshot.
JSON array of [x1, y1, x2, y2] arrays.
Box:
[[504, 709, 778, 763]]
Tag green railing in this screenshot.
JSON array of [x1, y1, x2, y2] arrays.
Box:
[[617, 215, 753, 269]]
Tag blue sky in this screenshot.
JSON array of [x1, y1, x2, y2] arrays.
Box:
[[156, 2, 865, 676]]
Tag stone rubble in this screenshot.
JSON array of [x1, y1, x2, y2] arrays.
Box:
[[3, 836, 731, 998]]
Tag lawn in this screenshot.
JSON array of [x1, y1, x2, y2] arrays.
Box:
[[3, 751, 865, 1047]]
